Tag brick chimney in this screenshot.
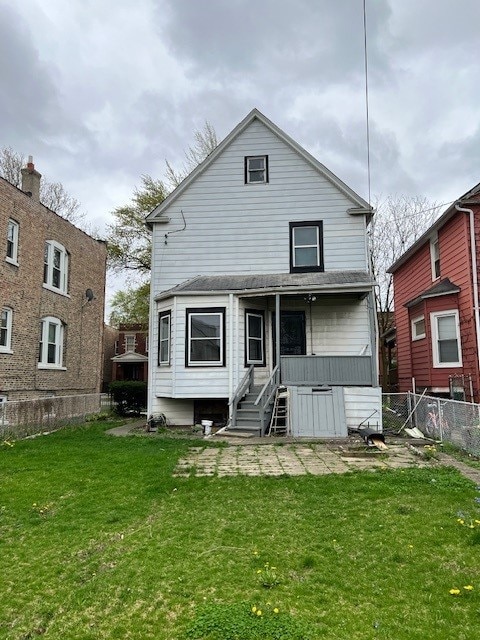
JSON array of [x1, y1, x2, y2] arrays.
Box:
[[21, 155, 41, 202]]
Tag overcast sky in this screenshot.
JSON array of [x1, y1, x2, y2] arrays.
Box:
[[2, 0, 479, 284]]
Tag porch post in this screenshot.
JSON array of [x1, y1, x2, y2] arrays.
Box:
[[275, 293, 281, 382], [368, 290, 378, 386]]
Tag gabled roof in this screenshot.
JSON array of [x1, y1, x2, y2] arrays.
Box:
[[155, 271, 374, 301], [146, 108, 372, 226], [404, 278, 461, 308], [112, 351, 148, 363], [388, 180, 480, 274]]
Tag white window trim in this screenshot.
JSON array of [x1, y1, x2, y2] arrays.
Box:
[[38, 316, 66, 369], [430, 310, 462, 368], [6, 219, 19, 266], [43, 240, 69, 295], [245, 155, 268, 184], [246, 311, 265, 365], [158, 313, 170, 366], [187, 309, 225, 367], [411, 315, 426, 341], [0, 307, 13, 353], [124, 334, 136, 352], [430, 236, 440, 281], [292, 226, 320, 268]]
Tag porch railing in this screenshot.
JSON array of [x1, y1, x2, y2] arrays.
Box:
[[281, 355, 374, 386], [230, 365, 254, 427], [254, 365, 279, 433]]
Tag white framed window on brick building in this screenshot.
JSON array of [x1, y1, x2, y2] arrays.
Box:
[[431, 310, 462, 367], [43, 240, 69, 294], [124, 334, 136, 352], [38, 316, 65, 369], [0, 307, 13, 353], [6, 219, 19, 265]]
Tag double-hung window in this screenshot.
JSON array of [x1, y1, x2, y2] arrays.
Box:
[[431, 310, 462, 367], [6, 219, 19, 264], [245, 310, 265, 366], [158, 312, 171, 365], [38, 317, 65, 368], [0, 307, 13, 353], [245, 156, 268, 184], [411, 315, 426, 341], [290, 221, 324, 272], [430, 236, 440, 280], [124, 334, 136, 352], [44, 241, 69, 294], [186, 308, 225, 367]]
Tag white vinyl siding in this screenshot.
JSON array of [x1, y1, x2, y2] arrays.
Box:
[[151, 120, 367, 293]]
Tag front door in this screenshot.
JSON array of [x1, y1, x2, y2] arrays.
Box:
[[272, 311, 306, 365]]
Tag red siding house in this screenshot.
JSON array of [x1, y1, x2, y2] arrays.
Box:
[[389, 182, 480, 402]]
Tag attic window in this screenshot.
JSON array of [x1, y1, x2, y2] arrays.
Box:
[[430, 237, 440, 280], [245, 156, 268, 184]]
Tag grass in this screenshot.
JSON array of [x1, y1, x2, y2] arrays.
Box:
[[0, 420, 479, 639]]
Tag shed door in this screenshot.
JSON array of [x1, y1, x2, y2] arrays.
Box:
[[290, 386, 347, 438]]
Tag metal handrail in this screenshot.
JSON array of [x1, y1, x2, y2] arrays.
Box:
[[254, 365, 279, 433], [230, 365, 254, 427]]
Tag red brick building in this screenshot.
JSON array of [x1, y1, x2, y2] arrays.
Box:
[[1, 159, 107, 401], [111, 324, 148, 383], [389, 182, 480, 402]]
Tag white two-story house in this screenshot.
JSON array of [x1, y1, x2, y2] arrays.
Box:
[[146, 109, 381, 437]]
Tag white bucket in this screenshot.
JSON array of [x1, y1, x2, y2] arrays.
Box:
[[201, 419, 213, 435]]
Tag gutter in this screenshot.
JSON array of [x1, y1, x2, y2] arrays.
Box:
[[455, 203, 480, 382]]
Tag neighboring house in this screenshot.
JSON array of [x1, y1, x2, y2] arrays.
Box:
[[1, 158, 107, 401], [111, 323, 148, 383], [388, 182, 480, 402], [146, 109, 380, 436], [102, 324, 118, 392]]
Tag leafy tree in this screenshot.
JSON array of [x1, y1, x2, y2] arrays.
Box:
[[165, 120, 218, 189], [369, 194, 442, 387], [109, 282, 150, 328], [106, 175, 167, 275], [0, 146, 84, 224]]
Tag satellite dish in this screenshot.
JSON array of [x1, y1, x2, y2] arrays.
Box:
[[85, 288, 95, 302]]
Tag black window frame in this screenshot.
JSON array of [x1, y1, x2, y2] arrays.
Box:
[[244, 309, 266, 367], [289, 221, 324, 273], [158, 310, 171, 366], [244, 155, 269, 184], [185, 307, 226, 367]]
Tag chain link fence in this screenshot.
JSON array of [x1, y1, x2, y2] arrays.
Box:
[[0, 394, 112, 441], [382, 392, 480, 456]]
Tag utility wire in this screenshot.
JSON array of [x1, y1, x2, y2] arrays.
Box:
[[363, 0, 371, 207]]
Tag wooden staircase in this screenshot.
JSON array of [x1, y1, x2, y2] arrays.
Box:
[[228, 385, 265, 436]]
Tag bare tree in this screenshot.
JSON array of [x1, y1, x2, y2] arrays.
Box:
[[0, 146, 84, 225], [165, 121, 218, 189], [369, 194, 443, 387]]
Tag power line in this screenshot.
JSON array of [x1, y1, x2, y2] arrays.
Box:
[[363, 0, 371, 207]]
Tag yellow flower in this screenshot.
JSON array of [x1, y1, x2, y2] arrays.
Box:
[[251, 605, 257, 613], [457, 519, 465, 525], [463, 585, 474, 591], [475, 520, 480, 525], [408, 545, 413, 549], [256, 569, 262, 574], [449, 588, 461, 595], [256, 610, 262, 616], [273, 607, 279, 614]]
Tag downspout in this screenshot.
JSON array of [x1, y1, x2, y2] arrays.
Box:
[[455, 203, 480, 396], [228, 293, 234, 422]]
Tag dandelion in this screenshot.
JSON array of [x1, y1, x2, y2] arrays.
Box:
[[449, 588, 461, 595], [256, 610, 262, 616], [273, 607, 279, 614], [257, 569, 262, 574], [251, 606, 257, 613], [463, 585, 474, 591], [457, 518, 465, 525]]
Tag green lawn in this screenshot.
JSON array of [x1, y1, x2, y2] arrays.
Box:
[[0, 420, 479, 639]]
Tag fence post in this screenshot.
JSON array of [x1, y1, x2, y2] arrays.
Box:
[[407, 392, 413, 429], [436, 398, 443, 441]]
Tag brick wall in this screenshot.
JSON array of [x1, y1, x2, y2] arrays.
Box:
[[0, 176, 107, 401]]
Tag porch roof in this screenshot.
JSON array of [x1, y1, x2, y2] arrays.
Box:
[[155, 271, 374, 301], [112, 351, 149, 363]]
